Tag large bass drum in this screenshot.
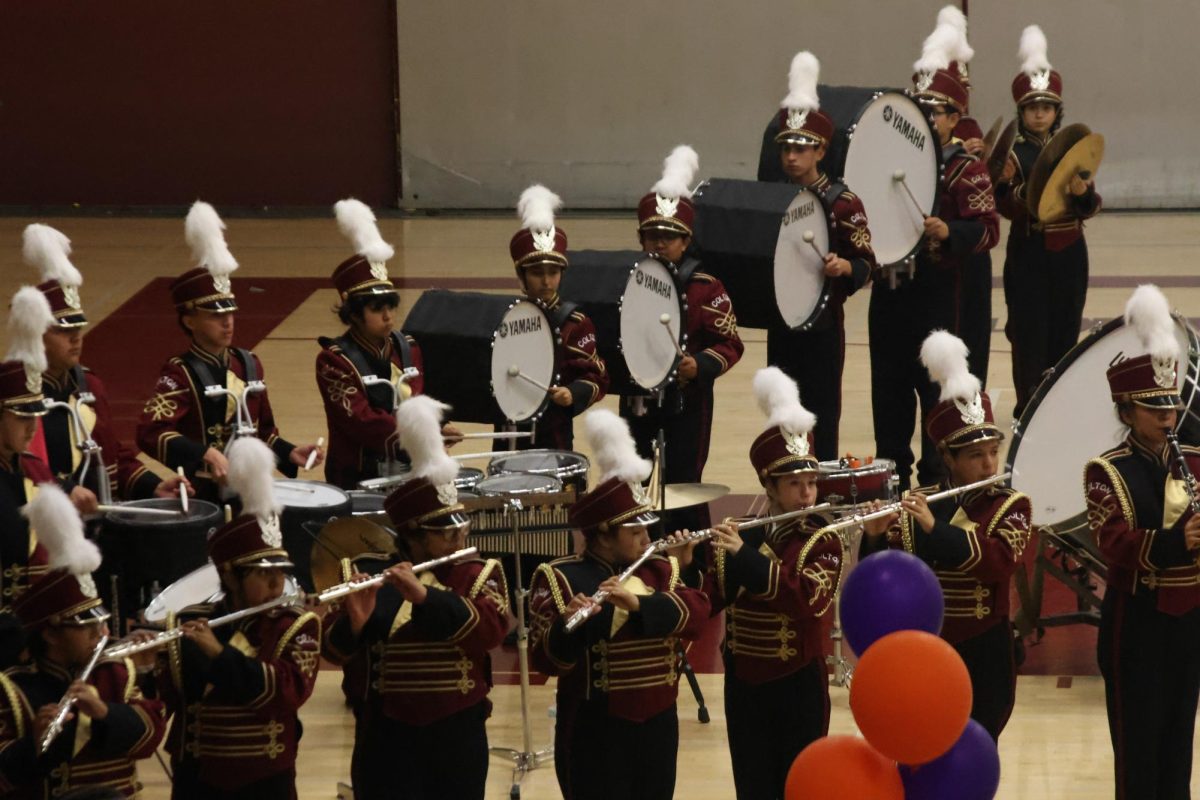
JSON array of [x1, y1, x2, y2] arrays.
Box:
[[774, 186, 834, 330], [404, 291, 556, 424]]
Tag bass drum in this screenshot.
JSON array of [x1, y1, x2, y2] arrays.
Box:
[[620, 257, 685, 391], [1007, 314, 1200, 536], [774, 186, 834, 330]]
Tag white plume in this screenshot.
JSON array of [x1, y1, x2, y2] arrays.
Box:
[[651, 145, 699, 200], [1124, 284, 1179, 363], [517, 185, 562, 232], [913, 23, 956, 74], [1019, 25, 1051, 75], [22, 224, 82, 288], [24, 483, 100, 575], [5, 286, 54, 370], [921, 330, 981, 403], [185, 201, 239, 278], [780, 51, 820, 112], [584, 409, 652, 484], [938, 6, 974, 64], [753, 367, 816, 434], [334, 198, 395, 263], [396, 395, 458, 487], [227, 437, 282, 520]]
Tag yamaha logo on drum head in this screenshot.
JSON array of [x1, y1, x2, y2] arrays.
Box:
[[882, 105, 893, 123], [498, 322, 508, 338], [635, 270, 644, 286]]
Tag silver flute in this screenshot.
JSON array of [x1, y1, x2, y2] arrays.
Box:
[[39, 634, 110, 754], [821, 472, 1012, 534]]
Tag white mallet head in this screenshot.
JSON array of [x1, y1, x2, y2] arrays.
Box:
[[507, 365, 520, 377], [659, 313, 671, 325], [802, 230, 815, 243], [892, 169, 906, 182]]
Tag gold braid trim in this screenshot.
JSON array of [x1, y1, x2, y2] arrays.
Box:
[[0, 673, 25, 738]]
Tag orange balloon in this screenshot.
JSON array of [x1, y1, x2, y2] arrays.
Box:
[[849, 630, 972, 765], [785, 735, 904, 799]]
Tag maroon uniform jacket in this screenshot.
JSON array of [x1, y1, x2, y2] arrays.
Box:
[[682, 268, 744, 389], [703, 514, 843, 684], [0, 657, 167, 798], [996, 128, 1102, 251], [40, 367, 161, 501], [865, 483, 1032, 643], [315, 330, 425, 490], [923, 142, 1001, 271], [157, 602, 321, 791], [529, 552, 710, 722], [0, 454, 53, 614], [322, 557, 508, 726], [803, 173, 877, 331], [1086, 437, 1200, 616]]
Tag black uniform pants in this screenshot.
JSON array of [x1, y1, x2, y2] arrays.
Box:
[[724, 658, 830, 800], [766, 322, 846, 462], [559, 701, 679, 800], [953, 620, 1017, 741], [171, 767, 296, 800], [1098, 589, 1200, 800], [960, 254, 994, 388], [1003, 232, 1089, 419], [350, 701, 490, 800]]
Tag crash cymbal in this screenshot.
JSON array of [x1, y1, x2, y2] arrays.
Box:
[[1026, 123, 1092, 221], [309, 517, 398, 593], [1037, 132, 1105, 223], [655, 482, 730, 511], [984, 119, 1019, 184], [980, 116, 1004, 153]]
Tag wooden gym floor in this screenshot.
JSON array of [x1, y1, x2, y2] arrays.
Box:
[[1, 211, 1199, 798]]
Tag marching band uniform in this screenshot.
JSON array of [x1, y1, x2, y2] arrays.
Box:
[[997, 27, 1102, 418], [863, 332, 1031, 740], [1085, 287, 1199, 799], [766, 53, 876, 461], [702, 368, 843, 799], [137, 204, 301, 502], [1, 487, 167, 798], [316, 200, 426, 490], [870, 65, 999, 490], [507, 186, 608, 450]]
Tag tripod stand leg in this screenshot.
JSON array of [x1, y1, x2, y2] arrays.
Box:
[[677, 643, 709, 723]]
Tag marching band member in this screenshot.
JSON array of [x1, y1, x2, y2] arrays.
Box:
[[863, 331, 1032, 740], [136, 202, 322, 502], [0, 485, 167, 797], [322, 396, 508, 800], [622, 146, 744, 526], [870, 48, 1000, 491], [154, 437, 322, 799], [24, 224, 190, 510], [506, 184, 608, 449], [767, 52, 876, 460], [529, 409, 710, 800], [998, 25, 1101, 419], [690, 367, 843, 799], [315, 199, 437, 490], [1084, 286, 1200, 798]]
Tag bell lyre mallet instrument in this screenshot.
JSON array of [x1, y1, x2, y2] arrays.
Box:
[[821, 472, 1012, 535], [658, 314, 687, 359], [39, 634, 110, 754], [563, 503, 833, 632]]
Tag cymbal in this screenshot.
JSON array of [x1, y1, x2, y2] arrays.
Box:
[[309, 517, 398, 593], [655, 482, 730, 511], [980, 116, 1004, 153], [1037, 133, 1105, 223], [1025, 123, 1093, 221], [984, 119, 1019, 184]]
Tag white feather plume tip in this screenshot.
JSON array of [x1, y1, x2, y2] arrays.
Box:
[[227, 438, 282, 519], [24, 483, 100, 575], [921, 330, 980, 403], [185, 201, 239, 277], [914, 23, 957, 73], [1124, 284, 1179, 362], [651, 145, 699, 200], [584, 409, 651, 484], [5, 286, 53, 370], [940, 6, 975, 64], [22, 224, 82, 288], [1019, 25, 1051, 75], [334, 198, 395, 263], [517, 185, 562, 233], [753, 367, 816, 435], [780, 51, 820, 112], [396, 396, 458, 487]]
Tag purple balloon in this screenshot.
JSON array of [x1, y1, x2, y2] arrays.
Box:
[[841, 549, 943, 656], [900, 720, 1001, 800]]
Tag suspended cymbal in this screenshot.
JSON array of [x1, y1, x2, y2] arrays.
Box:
[[655, 482, 730, 511], [309, 517, 398, 593]]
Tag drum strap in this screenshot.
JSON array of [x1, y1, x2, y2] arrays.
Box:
[[547, 300, 578, 331], [329, 332, 412, 411], [675, 257, 702, 285], [818, 181, 848, 211]]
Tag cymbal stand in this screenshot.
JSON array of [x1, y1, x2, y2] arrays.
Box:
[[826, 520, 859, 689], [489, 496, 553, 799]]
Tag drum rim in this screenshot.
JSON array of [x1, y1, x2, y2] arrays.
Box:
[[487, 449, 590, 478], [489, 296, 557, 425], [103, 498, 222, 525], [775, 185, 835, 332], [474, 470, 565, 495], [618, 255, 687, 393]]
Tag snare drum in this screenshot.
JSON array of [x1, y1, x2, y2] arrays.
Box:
[[359, 464, 484, 494], [143, 563, 300, 624], [274, 479, 351, 592], [475, 472, 564, 497], [487, 449, 589, 497], [816, 458, 898, 507]]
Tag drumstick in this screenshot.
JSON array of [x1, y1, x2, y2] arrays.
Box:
[[177, 466, 189, 514], [449, 431, 533, 441], [96, 504, 181, 518], [304, 436, 324, 472], [275, 483, 318, 494], [658, 314, 687, 358], [801, 230, 826, 261], [892, 170, 926, 225], [506, 365, 552, 394]]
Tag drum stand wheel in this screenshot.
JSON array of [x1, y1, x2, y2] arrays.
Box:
[[488, 499, 553, 800]]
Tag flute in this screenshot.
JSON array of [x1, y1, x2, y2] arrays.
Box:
[[820, 472, 1012, 534], [39, 634, 110, 754]]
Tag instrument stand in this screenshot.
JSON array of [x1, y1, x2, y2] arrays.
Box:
[[826, 525, 858, 688], [489, 498, 553, 800]]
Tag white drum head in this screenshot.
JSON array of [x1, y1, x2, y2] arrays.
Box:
[[1009, 317, 1195, 527], [491, 299, 556, 423], [143, 564, 219, 622], [774, 187, 831, 329], [842, 92, 939, 265], [620, 258, 683, 391], [274, 479, 348, 509]]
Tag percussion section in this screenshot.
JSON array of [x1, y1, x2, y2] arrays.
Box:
[[774, 186, 834, 330]]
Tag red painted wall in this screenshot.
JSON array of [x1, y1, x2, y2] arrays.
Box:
[[0, 1, 397, 207]]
